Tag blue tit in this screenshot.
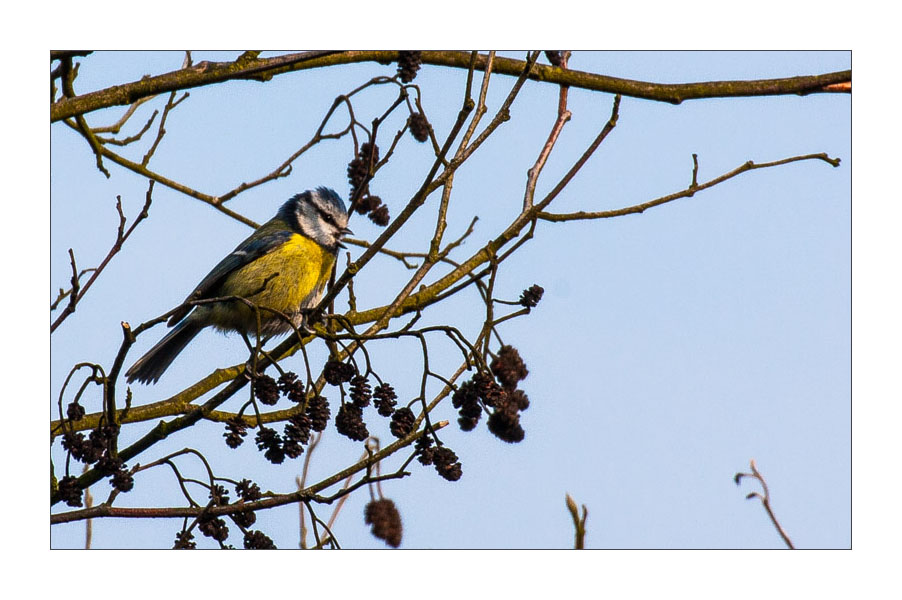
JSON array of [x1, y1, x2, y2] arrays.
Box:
[[125, 187, 351, 384]]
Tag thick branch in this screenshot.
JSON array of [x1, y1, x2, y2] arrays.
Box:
[[51, 51, 851, 122], [51, 51, 337, 122]]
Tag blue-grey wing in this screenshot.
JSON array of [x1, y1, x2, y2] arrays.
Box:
[[167, 229, 293, 325]]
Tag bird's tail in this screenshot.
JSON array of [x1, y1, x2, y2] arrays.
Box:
[[125, 320, 203, 384]]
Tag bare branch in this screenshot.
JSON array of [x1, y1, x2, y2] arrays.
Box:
[[538, 153, 840, 223], [524, 51, 572, 211], [734, 459, 795, 549], [51, 183, 155, 334], [565, 493, 588, 549], [51, 51, 851, 122]]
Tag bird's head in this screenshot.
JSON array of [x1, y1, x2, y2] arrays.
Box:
[[280, 187, 352, 253]]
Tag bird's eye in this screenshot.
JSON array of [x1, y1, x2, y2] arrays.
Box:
[[323, 214, 335, 225]]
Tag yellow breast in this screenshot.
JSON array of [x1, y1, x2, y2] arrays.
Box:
[[209, 233, 336, 335]]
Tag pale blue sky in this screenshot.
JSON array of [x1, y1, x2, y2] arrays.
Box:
[[50, 51, 850, 550]]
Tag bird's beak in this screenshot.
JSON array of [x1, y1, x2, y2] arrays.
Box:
[[336, 227, 353, 249]]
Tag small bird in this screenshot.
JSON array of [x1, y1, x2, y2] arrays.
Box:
[[125, 187, 351, 384]]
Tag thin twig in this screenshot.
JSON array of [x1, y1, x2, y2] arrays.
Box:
[[51, 182, 155, 333], [565, 493, 588, 549], [83, 464, 93, 549], [524, 51, 572, 211], [734, 459, 795, 549], [538, 153, 840, 222]]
